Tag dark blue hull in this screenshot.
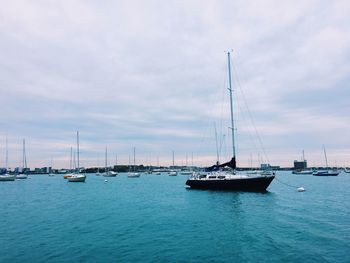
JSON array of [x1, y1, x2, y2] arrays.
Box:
[[313, 172, 339, 176], [186, 176, 275, 192]]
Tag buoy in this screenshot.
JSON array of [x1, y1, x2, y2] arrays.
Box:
[[297, 187, 305, 192], [104, 179, 108, 182]]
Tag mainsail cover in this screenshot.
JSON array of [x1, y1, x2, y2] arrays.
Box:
[[205, 157, 236, 171]]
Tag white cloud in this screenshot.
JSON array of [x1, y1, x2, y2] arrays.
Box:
[[0, 0, 349, 168]]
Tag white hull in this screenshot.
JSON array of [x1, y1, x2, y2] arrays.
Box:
[[16, 174, 28, 179], [128, 172, 140, 178], [103, 171, 117, 177], [0, 174, 16, 181], [67, 174, 86, 182], [169, 171, 177, 176]]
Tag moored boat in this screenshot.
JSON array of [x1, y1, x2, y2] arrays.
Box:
[[101, 147, 117, 177], [128, 147, 140, 178], [0, 174, 16, 181], [16, 139, 28, 179], [313, 146, 339, 176], [313, 170, 339, 176], [186, 52, 275, 192], [168, 171, 178, 176], [128, 172, 140, 178], [67, 174, 86, 182], [0, 137, 15, 181], [292, 170, 313, 175], [67, 131, 86, 183]]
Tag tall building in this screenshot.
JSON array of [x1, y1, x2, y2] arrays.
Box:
[[294, 160, 307, 170]]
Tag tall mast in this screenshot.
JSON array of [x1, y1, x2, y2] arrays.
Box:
[[22, 139, 25, 168], [105, 147, 108, 170], [227, 51, 236, 159], [77, 131, 80, 172], [323, 145, 328, 168], [70, 147, 72, 170], [214, 122, 219, 165], [133, 147, 136, 171], [172, 150, 175, 167], [5, 135, 8, 172]]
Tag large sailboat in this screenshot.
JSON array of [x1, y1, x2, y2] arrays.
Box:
[[67, 131, 86, 182], [186, 52, 275, 192], [0, 136, 15, 181], [313, 146, 339, 176]]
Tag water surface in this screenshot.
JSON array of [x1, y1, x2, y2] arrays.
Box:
[[0, 172, 349, 262]]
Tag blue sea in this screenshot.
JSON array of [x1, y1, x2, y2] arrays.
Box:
[[0, 171, 349, 262]]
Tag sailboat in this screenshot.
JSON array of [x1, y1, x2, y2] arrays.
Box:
[[67, 131, 86, 182], [128, 147, 140, 178], [292, 150, 313, 174], [313, 146, 339, 176], [64, 147, 74, 179], [168, 150, 177, 176], [102, 147, 117, 177], [186, 52, 275, 192], [16, 139, 28, 179], [0, 136, 15, 181], [48, 155, 55, 176]]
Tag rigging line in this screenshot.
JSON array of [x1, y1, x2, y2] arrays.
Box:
[[232, 63, 270, 164], [274, 175, 302, 189], [235, 90, 260, 154]]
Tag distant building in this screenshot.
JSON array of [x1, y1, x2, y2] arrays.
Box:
[[294, 160, 307, 170], [261, 164, 270, 170], [261, 164, 280, 170]]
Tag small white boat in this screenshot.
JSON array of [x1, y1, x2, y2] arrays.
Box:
[[67, 131, 86, 183], [169, 171, 178, 176], [16, 139, 28, 179], [0, 174, 16, 181], [101, 147, 117, 177], [1, 137, 14, 181], [103, 171, 117, 177], [128, 147, 140, 178], [128, 172, 140, 178], [67, 174, 86, 182], [16, 174, 28, 179]]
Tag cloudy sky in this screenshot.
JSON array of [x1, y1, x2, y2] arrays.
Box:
[[1, 0, 349, 168]]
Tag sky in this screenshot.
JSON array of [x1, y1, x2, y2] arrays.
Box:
[[0, 0, 350, 168]]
